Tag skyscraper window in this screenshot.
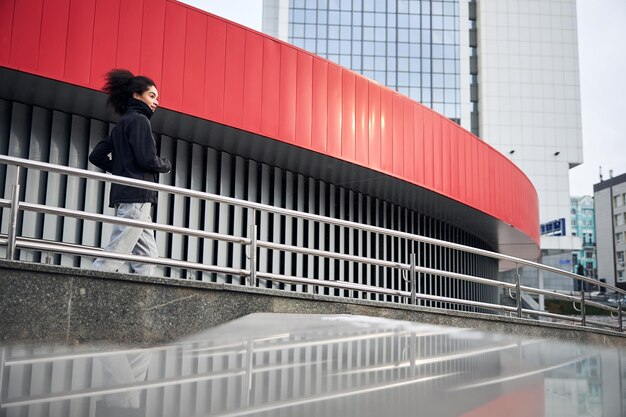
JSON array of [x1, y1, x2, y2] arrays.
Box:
[[286, 0, 461, 121]]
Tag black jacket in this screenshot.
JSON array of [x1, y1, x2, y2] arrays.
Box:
[[89, 99, 171, 207]]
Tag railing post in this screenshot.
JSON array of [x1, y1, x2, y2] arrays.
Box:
[[409, 331, 416, 378], [416, 243, 421, 306], [248, 210, 257, 287], [6, 166, 21, 260], [515, 264, 522, 318], [537, 269, 544, 313], [580, 290, 586, 327], [619, 296, 624, 332], [410, 253, 417, 305], [243, 337, 254, 408]]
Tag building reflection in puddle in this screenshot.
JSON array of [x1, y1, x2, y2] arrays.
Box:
[[1, 313, 624, 417]]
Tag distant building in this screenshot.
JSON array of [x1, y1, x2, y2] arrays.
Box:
[[594, 173, 626, 289], [570, 196, 596, 281]]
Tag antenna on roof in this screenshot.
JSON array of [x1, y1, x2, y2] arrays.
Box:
[[599, 166, 603, 182]]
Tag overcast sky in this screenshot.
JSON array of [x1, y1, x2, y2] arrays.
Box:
[[181, 0, 625, 197]]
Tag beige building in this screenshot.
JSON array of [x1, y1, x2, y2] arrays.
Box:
[[594, 172, 626, 288]]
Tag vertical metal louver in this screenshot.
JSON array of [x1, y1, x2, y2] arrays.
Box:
[[0, 98, 498, 307]]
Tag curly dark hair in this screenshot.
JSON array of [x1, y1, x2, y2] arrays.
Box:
[[103, 69, 156, 115]]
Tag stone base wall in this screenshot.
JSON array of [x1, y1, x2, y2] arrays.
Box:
[[1, 259, 625, 348]]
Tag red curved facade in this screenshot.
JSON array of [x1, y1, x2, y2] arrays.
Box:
[[0, 0, 539, 247]]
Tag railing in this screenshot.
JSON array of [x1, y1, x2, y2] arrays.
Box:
[[1, 153, 625, 333]]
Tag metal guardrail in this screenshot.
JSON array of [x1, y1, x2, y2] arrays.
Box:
[[1, 154, 625, 332]]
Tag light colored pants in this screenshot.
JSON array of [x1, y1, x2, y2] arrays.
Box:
[[92, 202, 158, 276], [100, 352, 152, 408]]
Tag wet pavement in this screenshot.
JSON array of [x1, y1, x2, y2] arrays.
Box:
[[1, 313, 624, 416]]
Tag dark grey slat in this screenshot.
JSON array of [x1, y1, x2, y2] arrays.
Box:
[[60, 114, 90, 267]]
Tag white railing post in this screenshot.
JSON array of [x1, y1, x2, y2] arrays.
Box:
[[580, 290, 586, 327], [243, 337, 254, 408], [416, 243, 422, 305], [248, 210, 258, 287], [6, 166, 21, 260], [515, 264, 522, 318], [410, 252, 417, 305], [538, 269, 544, 313]]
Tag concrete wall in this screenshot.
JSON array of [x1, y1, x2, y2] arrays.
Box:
[[1, 259, 625, 348]]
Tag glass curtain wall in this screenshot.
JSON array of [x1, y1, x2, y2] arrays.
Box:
[[288, 0, 461, 123]]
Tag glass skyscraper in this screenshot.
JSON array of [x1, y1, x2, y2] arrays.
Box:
[[282, 0, 462, 123]]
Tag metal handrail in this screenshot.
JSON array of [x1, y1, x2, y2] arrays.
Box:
[[0, 154, 624, 332], [0, 154, 617, 293], [18, 201, 249, 246]]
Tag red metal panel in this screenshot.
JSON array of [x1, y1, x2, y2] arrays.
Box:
[[467, 132, 476, 205], [449, 125, 459, 197], [493, 155, 500, 217], [463, 134, 472, 206], [242, 31, 264, 134], [326, 63, 342, 156], [470, 136, 479, 207], [500, 157, 507, 219], [354, 75, 369, 166], [476, 139, 483, 209], [478, 144, 487, 211], [90, 0, 120, 89], [457, 131, 467, 203], [422, 110, 434, 189], [494, 156, 504, 219], [64, 0, 96, 85], [379, 87, 393, 173], [502, 164, 514, 223], [341, 69, 356, 161], [10, 0, 43, 72], [38, 0, 70, 79], [0, 0, 14, 65], [392, 94, 404, 178], [461, 385, 544, 417], [441, 120, 451, 196], [204, 15, 227, 122], [483, 146, 492, 214], [402, 100, 414, 182], [367, 83, 381, 171], [278, 45, 297, 143], [295, 52, 313, 149], [139, 0, 166, 86], [311, 57, 328, 153], [223, 24, 246, 128], [513, 176, 520, 227], [260, 38, 280, 139], [472, 141, 483, 208], [476, 143, 483, 208], [161, 1, 186, 110], [491, 152, 499, 216], [413, 105, 424, 186], [433, 116, 442, 192], [499, 156, 507, 219], [182, 9, 207, 116], [511, 170, 518, 224], [116, 0, 143, 73]]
